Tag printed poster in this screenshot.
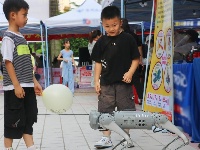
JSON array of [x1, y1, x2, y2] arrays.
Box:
[[143, 0, 174, 121]]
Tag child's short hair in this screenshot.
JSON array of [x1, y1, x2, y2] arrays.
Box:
[[101, 6, 121, 20], [64, 38, 70, 44], [3, 0, 29, 20]]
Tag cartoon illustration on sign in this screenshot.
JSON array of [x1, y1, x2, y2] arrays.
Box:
[[152, 62, 162, 90], [164, 63, 172, 93], [156, 30, 165, 58]]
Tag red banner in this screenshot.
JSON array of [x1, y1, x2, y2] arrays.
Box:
[[0, 34, 89, 41]]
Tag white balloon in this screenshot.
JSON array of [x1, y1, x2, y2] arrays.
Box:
[[42, 84, 73, 114]]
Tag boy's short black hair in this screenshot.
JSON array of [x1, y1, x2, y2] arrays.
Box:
[[101, 6, 121, 20], [3, 0, 29, 20], [64, 38, 70, 44]]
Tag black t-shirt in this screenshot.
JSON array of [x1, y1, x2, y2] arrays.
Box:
[[91, 31, 140, 85]]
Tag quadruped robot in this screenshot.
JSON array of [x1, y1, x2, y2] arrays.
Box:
[[89, 110, 189, 150]]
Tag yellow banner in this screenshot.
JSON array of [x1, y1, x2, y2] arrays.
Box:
[[143, 0, 174, 121]]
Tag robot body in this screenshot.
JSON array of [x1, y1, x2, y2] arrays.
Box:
[[114, 111, 154, 130], [89, 110, 189, 150]]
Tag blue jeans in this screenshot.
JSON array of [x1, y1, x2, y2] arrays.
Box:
[[62, 61, 74, 94]]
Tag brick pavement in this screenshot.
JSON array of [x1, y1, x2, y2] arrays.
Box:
[[0, 92, 199, 150]]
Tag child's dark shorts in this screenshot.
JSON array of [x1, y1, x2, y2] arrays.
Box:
[[98, 83, 136, 113], [4, 87, 38, 139]]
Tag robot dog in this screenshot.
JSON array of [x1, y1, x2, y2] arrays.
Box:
[[89, 110, 189, 150]]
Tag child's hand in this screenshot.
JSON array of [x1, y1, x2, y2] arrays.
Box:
[[64, 59, 68, 63], [95, 81, 101, 95], [122, 72, 132, 83], [14, 85, 25, 98], [34, 82, 43, 96]]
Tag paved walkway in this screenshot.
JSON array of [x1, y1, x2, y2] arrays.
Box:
[[0, 91, 199, 150]]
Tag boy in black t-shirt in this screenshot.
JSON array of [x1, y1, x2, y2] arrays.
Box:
[[91, 6, 140, 149]]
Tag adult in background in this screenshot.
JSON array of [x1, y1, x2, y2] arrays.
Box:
[[88, 30, 102, 55], [121, 18, 144, 105], [88, 30, 102, 87], [141, 35, 154, 86]]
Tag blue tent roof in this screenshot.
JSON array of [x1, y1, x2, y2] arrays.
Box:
[[112, 0, 200, 22], [130, 18, 200, 31]]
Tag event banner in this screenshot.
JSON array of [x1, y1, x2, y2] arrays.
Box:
[[173, 63, 193, 136], [143, 0, 174, 121]]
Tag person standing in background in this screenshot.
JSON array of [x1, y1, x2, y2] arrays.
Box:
[[88, 30, 102, 87], [121, 18, 143, 64], [121, 18, 144, 105], [141, 35, 154, 87], [57, 38, 77, 94], [88, 30, 102, 55]]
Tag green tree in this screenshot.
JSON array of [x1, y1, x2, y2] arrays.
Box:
[[61, 38, 88, 57]]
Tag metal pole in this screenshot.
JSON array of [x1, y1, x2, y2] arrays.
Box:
[[121, 0, 125, 18], [142, 0, 154, 110], [40, 23, 47, 88], [141, 22, 144, 44], [171, 0, 174, 124], [45, 26, 50, 87]]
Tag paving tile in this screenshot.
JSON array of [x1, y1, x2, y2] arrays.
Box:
[[0, 94, 198, 150]]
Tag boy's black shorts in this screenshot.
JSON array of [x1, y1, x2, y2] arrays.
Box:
[[4, 87, 38, 139], [98, 83, 136, 113]]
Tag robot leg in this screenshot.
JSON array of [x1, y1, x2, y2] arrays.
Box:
[[98, 113, 133, 147], [152, 113, 189, 149], [89, 111, 189, 150]]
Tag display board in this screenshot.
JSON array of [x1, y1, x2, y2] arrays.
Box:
[[143, 0, 174, 121]]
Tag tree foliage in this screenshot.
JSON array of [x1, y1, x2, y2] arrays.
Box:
[[61, 38, 88, 57], [55, 1, 88, 57]]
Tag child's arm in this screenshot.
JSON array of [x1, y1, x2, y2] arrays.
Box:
[[123, 58, 140, 83], [5, 60, 25, 98], [94, 62, 102, 95], [33, 76, 42, 96], [57, 53, 67, 62]]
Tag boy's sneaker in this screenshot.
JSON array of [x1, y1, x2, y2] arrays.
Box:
[[94, 136, 113, 148]]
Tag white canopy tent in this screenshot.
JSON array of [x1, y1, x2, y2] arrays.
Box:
[[44, 0, 102, 86], [0, 4, 42, 35], [45, 0, 102, 35]]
